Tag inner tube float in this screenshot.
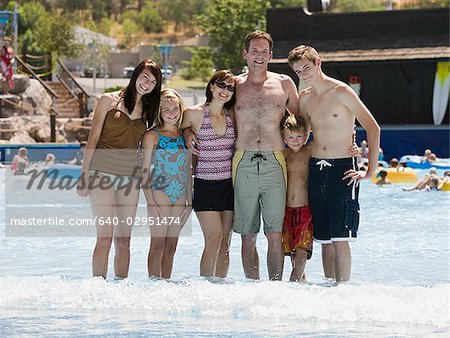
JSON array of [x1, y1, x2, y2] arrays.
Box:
[[400, 155, 450, 170], [440, 181, 450, 191], [371, 167, 418, 184]]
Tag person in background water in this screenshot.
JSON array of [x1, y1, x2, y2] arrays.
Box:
[[375, 169, 391, 186], [11, 147, 29, 175], [141, 89, 191, 279], [181, 70, 236, 278], [77, 59, 162, 279]]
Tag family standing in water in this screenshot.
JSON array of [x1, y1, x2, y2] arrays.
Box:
[[78, 30, 380, 283]]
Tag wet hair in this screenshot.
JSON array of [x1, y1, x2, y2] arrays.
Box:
[[154, 88, 184, 129], [389, 158, 399, 168], [244, 31, 273, 52], [379, 169, 388, 178], [444, 170, 450, 177], [429, 167, 437, 175], [120, 59, 162, 128], [288, 45, 320, 68], [205, 70, 236, 111], [280, 114, 307, 135]]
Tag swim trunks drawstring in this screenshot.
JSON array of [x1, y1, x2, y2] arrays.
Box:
[[316, 159, 332, 171], [251, 153, 267, 172]]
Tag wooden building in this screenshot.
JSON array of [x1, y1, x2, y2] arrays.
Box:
[[267, 7, 450, 126]]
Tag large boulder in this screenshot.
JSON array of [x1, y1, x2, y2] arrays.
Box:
[[63, 118, 91, 142], [10, 74, 30, 95], [9, 131, 36, 144], [0, 118, 17, 140], [26, 120, 67, 143], [21, 79, 52, 115]]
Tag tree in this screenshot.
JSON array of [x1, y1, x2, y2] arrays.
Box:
[[196, 0, 270, 73], [156, 0, 205, 33], [139, 2, 163, 33], [16, 1, 79, 57], [34, 11, 79, 57], [181, 47, 214, 81]]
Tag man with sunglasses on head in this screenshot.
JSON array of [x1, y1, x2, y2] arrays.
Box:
[[186, 30, 298, 281]]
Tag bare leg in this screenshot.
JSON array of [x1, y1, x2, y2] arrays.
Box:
[[290, 250, 308, 282], [147, 204, 171, 278], [333, 241, 351, 282], [321, 243, 336, 280], [215, 211, 233, 278], [161, 203, 183, 279], [113, 186, 139, 278], [89, 183, 115, 278], [148, 235, 166, 277], [197, 211, 223, 277], [241, 234, 259, 279], [161, 236, 180, 278], [266, 232, 284, 281]]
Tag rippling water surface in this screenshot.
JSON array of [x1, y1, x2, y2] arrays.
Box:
[[0, 168, 449, 336]]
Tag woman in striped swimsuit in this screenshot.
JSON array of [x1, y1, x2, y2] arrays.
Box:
[[181, 70, 236, 278]]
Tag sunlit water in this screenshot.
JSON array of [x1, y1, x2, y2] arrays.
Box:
[[0, 168, 449, 336]]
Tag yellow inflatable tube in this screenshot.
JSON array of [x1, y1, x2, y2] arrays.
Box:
[[371, 168, 418, 184], [440, 181, 450, 191]]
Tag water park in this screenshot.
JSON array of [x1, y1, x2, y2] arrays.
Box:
[[0, 2, 449, 337]]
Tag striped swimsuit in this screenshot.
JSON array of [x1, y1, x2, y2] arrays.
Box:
[[195, 105, 235, 180]]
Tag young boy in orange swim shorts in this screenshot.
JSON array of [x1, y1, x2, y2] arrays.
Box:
[[281, 115, 314, 281], [281, 115, 359, 281]]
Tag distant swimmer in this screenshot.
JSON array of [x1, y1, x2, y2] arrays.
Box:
[[375, 169, 392, 186]]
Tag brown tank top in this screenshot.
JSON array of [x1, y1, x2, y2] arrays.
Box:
[[90, 108, 146, 176]]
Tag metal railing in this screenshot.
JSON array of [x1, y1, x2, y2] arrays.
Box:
[[56, 58, 91, 117], [14, 55, 58, 141]]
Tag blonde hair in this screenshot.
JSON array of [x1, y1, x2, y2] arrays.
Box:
[[280, 114, 308, 135], [154, 88, 184, 128]]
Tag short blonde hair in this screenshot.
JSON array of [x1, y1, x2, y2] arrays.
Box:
[[280, 114, 308, 135]]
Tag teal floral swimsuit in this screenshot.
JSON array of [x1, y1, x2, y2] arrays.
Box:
[[150, 129, 188, 204]]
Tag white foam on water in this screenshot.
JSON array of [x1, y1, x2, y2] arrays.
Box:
[[0, 276, 448, 328]]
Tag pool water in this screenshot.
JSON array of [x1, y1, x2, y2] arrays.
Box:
[[0, 168, 448, 336]]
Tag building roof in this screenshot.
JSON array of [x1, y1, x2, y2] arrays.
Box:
[[272, 46, 450, 63], [268, 7, 450, 62]]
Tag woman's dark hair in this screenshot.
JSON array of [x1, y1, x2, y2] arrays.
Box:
[[120, 59, 162, 127], [205, 70, 236, 111]]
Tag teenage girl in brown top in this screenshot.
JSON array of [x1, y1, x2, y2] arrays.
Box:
[[77, 59, 162, 279]]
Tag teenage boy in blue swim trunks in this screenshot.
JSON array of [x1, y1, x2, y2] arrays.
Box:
[[288, 45, 380, 282]]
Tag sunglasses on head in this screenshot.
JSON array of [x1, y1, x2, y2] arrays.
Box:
[[215, 81, 235, 92]]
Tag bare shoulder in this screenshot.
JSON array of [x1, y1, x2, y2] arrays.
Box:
[[181, 104, 205, 130], [299, 87, 313, 101], [93, 93, 116, 118], [183, 104, 205, 119], [327, 78, 353, 96], [142, 129, 159, 145], [268, 71, 291, 83], [303, 142, 313, 155], [236, 73, 248, 85]]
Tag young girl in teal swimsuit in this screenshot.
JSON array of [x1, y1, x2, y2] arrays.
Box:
[[141, 89, 192, 279]]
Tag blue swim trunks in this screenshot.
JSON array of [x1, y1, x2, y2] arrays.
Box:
[[308, 157, 360, 243]]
